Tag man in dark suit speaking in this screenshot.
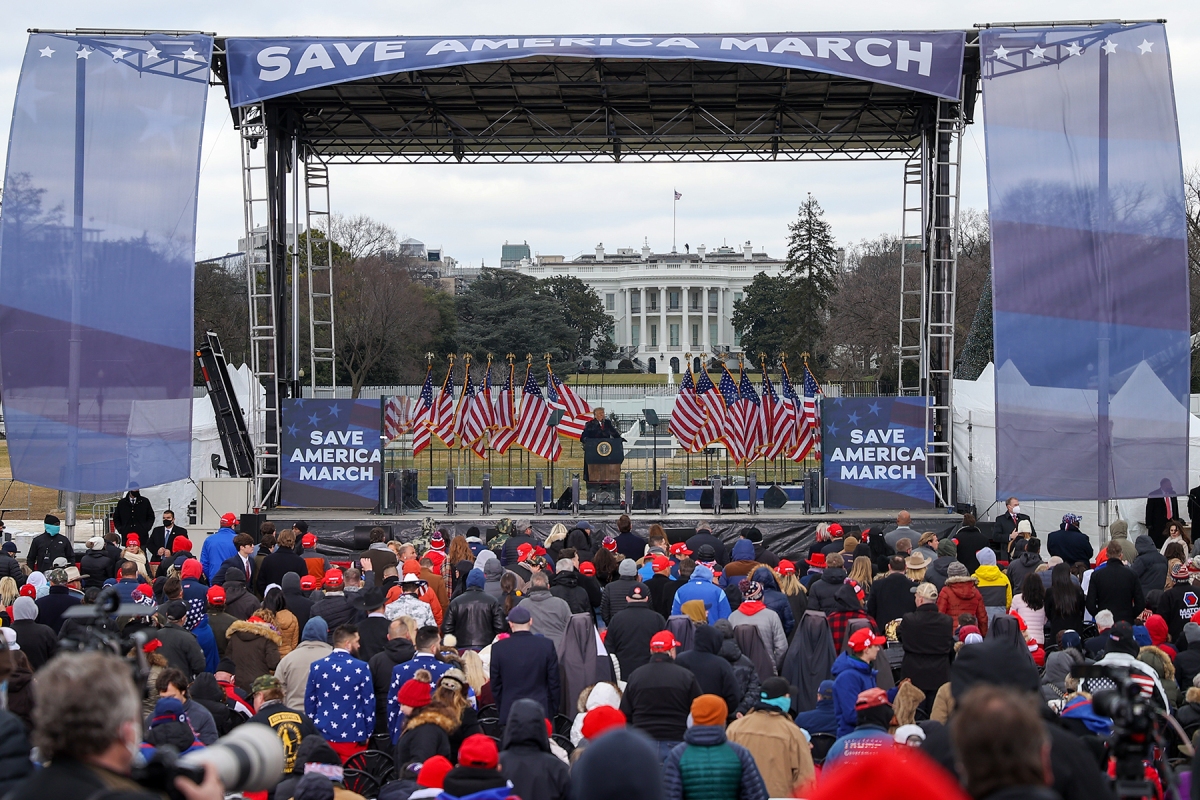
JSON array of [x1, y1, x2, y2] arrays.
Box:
[[582, 407, 620, 440]]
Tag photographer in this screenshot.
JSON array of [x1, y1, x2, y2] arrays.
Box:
[[6, 651, 222, 800]]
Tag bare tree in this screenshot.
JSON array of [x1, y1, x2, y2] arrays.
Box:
[[822, 235, 903, 381], [334, 255, 433, 397], [321, 212, 400, 262]]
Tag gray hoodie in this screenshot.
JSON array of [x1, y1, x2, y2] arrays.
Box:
[[516, 588, 573, 650], [482, 558, 505, 600]]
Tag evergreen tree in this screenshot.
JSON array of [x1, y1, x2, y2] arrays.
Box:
[[784, 194, 840, 365], [955, 273, 993, 380]]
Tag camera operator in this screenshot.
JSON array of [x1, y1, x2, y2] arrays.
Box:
[[6, 651, 223, 800]]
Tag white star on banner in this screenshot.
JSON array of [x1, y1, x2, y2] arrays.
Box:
[[181, 47, 199, 60], [76, 47, 91, 59], [38, 46, 54, 58], [1029, 44, 1046, 60], [993, 45, 1010, 61], [1065, 42, 1083, 57], [1138, 40, 1154, 54], [111, 48, 128, 61], [1102, 39, 1118, 55], [146, 46, 161, 60]]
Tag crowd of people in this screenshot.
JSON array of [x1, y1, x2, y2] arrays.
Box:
[[1, 501, 1200, 800]]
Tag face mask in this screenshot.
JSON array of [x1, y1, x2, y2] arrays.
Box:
[[1012, 505, 1021, 515], [46, 525, 60, 536]]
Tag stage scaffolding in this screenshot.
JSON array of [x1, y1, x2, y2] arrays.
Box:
[[213, 38, 981, 508]]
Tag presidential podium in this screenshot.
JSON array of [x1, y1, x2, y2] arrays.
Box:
[[582, 437, 624, 483]]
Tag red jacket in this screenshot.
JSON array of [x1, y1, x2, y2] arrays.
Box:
[[937, 576, 989, 636]]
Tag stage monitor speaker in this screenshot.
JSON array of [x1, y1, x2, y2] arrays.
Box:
[[665, 527, 695, 545], [401, 469, 421, 510], [555, 488, 573, 510], [763, 485, 788, 509], [240, 513, 267, 544], [631, 490, 658, 510], [699, 488, 738, 510]]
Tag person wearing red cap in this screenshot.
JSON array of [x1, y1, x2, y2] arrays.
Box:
[[618, 630, 701, 759], [297, 529, 331, 584], [310, 569, 356, 631], [199, 513, 239, 583], [206, 585, 236, 655], [410, 754, 453, 799], [832, 628, 886, 738], [441, 734, 512, 800], [822, 687, 895, 769], [645, 554, 681, 619]]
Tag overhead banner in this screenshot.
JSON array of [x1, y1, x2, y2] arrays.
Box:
[[0, 33, 211, 493], [981, 23, 1190, 502], [822, 397, 935, 510], [282, 399, 382, 508], [224, 31, 966, 106]]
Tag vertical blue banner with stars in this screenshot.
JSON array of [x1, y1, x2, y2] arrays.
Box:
[[282, 399, 383, 508], [981, 23, 1190, 502], [0, 33, 211, 493], [822, 396, 935, 510]]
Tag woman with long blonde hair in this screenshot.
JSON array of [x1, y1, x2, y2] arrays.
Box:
[[905, 553, 930, 583], [848, 556, 875, 592], [0, 576, 18, 610], [774, 560, 808, 624]]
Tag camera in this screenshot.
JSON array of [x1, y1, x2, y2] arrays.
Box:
[[1070, 664, 1177, 800], [135, 724, 285, 798]]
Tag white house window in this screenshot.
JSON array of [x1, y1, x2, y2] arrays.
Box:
[[631, 293, 641, 312], [631, 323, 640, 347], [650, 324, 658, 347], [709, 322, 718, 348], [691, 323, 700, 347], [670, 324, 680, 347], [605, 293, 615, 311]]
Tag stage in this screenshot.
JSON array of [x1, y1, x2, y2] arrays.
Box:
[[265, 506, 963, 561]]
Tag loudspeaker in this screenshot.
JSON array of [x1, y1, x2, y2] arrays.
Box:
[[699, 488, 738, 510], [240, 513, 267, 543], [401, 469, 421, 510], [763, 485, 788, 509], [631, 490, 659, 510], [555, 488, 573, 510]]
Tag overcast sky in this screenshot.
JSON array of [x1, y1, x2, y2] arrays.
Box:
[[2, 1, 1198, 266]]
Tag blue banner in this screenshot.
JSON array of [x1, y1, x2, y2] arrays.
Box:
[[0, 34, 211, 493], [981, 23, 1190, 502], [822, 397, 935, 510], [224, 32, 965, 107], [282, 399, 382, 508]]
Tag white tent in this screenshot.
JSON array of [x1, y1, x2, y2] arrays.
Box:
[[953, 363, 1200, 551], [140, 364, 264, 519]]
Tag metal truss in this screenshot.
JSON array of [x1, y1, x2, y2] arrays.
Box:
[[304, 160, 337, 396]]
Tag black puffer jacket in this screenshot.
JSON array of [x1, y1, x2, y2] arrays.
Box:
[[601, 576, 646, 623], [550, 570, 592, 614], [808, 567, 846, 614], [716, 628, 761, 717], [443, 586, 505, 648], [0, 553, 26, 587], [499, 699, 571, 800]]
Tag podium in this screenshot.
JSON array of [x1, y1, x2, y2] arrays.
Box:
[[582, 438, 624, 484]]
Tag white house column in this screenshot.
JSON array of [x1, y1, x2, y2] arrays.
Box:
[[623, 288, 632, 351], [702, 287, 710, 357], [658, 286, 666, 356], [681, 285, 689, 357]]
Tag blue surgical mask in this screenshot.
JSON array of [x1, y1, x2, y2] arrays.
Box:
[[46, 525, 60, 536]]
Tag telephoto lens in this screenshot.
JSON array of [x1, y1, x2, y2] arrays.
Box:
[[178, 722, 285, 793]]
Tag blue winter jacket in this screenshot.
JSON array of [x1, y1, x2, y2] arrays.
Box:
[[199, 527, 237, 581], [794, 694, 837, 736], [830, 652, 877, 738], [671, 565, 732, 622]]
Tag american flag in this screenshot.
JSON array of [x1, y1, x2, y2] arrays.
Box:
[[693, 365, 725, 449], [304, 650, 375, 743], [477, 362, 496, 431], [674, 190, 682, 200], [761, 367, 796, 460], [412, 367, 436, 456], [490, 362, 518, 454], [717, 367, 746, 464], [546, 371, 588, 440], [516, 367, 561, 461], [731, 367, 766, 465], [454, 362, 488, 457], [383, 395, 416, 445], [769, 364, 802, 459], [431, 363, 457, 447], [668, 368, 704, 453], [790, 361, 823, 462]]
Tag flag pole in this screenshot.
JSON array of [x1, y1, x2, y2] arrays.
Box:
[[672, 189, 677, 253]]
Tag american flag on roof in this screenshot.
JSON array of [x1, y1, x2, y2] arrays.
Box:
[[669, 367, 704, 453], [490, 362, 518, 454], [790, 360, 823, 462], [693, 365, 725, 449], [546, 371, 587, 440], [717, 366, 746, 464], [431, 362, 457, 447], [383, 395, 416, 445], [412, 367, 436, 456], [761, 366, 796, 460], [516, 367, 561, 461]]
